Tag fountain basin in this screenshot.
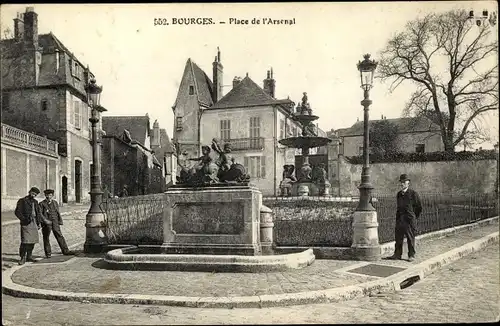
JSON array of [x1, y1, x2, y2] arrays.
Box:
[[103, 247, 315, 272], [278, 136, 332, 149]]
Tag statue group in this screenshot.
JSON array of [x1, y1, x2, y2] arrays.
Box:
[[279, 163, 330, 196], [177, 139, 251, 187]]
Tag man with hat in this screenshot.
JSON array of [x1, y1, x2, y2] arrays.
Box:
[[14, 187, 43, 265], [39, 189, 73, 258], [388, 174, 422, 262]]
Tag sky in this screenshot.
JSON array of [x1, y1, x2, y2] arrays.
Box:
[[1, 2, 498, 148]]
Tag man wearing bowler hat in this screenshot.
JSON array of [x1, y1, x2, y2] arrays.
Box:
[[388, 174, 422, 262], [14, 187, 43, 265], [39, 189, 73, 258]]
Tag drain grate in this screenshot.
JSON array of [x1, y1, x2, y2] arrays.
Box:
[[34, 255, 74, 264], [346, 264, 406, 278]]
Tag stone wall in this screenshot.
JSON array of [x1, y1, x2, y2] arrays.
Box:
[[334, 156, 498, 196], [1, 144, 59, 211]]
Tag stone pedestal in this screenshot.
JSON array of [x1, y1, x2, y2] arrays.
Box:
[[351, 210, 381, 261], [260, 205, 274, 255], [162, 185, 262, 256]]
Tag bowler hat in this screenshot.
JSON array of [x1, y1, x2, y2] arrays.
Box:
[[44, 189, 55, 195], [399, 174, 410, 182], [29, 187, 40, 194]]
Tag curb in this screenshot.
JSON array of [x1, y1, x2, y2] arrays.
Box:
[[2, 230, 498, 308]]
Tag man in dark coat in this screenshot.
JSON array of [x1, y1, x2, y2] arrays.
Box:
[[14, 187, 42, 265], [388, 174, 422, 262], [39, 189, 73, 258]]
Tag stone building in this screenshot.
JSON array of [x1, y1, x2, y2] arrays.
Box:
[[1, 7, 101, 204], [333, 116, 443, 157], [101, 115, 168, 195], [172, 49, 330, 195], [1, 123, 60, 211]]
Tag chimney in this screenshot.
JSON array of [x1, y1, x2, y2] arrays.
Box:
[[263, 67, 276, 98], [13, 12, 24, 40], [212, 47, 224, 102], [151, 120, 161, 148], [23, 7, 38, 48], [232, 76, 241, 89]]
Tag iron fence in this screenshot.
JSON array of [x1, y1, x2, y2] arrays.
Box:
[[264, 192, 498, 247], [104, 194, 164, 245], [373, 192, 499, 243]]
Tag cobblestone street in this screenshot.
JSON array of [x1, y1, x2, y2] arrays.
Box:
[[2, 244, 498, 325]]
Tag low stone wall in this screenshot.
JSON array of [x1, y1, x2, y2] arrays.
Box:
[[334, 157, 497, 197]]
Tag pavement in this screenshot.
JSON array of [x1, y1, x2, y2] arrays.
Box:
[[2, 244, 498, 324], [2, 216, 498, 308]]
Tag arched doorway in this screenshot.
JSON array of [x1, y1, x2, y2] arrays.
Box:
[[62, 176, 68, 203]]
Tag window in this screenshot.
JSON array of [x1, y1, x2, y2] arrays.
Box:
[[189, 85, 194, 95], [292, 126, 297, 137], [416, 144, 425, 153], [220, 119, 231, 140], [176, 117, 183, 131], [279, 119, 285, 139], [2, 92, 11, 111], [41, 99, 48, 111], [358, 146, 364, 155], [87, 105, 92, 130], [244, 156, 266, 179], [250, 117, 261, 148], [74, 100, 81, 129]]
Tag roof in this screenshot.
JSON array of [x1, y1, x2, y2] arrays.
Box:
[[337, 117, 441, 137], [2, 33, 89, 72], [190, 60, 214, 107], [102, 116, 151, 146], [210, 76, 287, 109], [160, 129, 175, 154]]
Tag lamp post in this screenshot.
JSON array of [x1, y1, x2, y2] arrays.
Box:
[[83, 78, 108, 253], [351, 54, 381, 261]]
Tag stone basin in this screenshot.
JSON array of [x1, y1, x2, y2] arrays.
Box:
[[278, 136, 332, 149], [103, 247, 315, 273]]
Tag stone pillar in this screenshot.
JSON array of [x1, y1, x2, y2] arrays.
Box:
[[351, 210, 380, 261], [1, 148, 6, 196], [26, 154, 30, 192], [260, 205, 274, 255]]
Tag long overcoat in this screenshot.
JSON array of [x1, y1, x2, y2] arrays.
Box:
[[14, 196, 41, 244]]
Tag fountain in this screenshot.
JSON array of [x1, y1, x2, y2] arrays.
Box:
[[278, 93, 332, 196], [103, 138, 315, 272]]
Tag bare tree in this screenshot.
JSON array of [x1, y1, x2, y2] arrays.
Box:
[[378, 10, 498, 152]]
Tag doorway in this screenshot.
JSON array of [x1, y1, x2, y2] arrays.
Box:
[[75, 160, 82, 203], [62, 176, 68, 203]]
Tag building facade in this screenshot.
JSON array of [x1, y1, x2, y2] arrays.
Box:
[[1, 123, 60, 211], [1, 7, 101, 204], [102, 115, 169, 195], [334, 116, 444, 157], [171, 49, 330, 196]]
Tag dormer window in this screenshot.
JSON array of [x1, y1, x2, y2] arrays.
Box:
[[189, 85, 194, 95]]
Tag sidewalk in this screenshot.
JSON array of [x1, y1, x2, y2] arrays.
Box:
[[2, 217, 498, 308], [1, 202, 88, 225]]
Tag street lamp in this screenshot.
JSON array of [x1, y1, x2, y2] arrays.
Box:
[[84, 77, 108, 253], [351, 53, 381, 261]]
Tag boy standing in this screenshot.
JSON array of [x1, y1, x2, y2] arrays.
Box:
[[39, 189, 73, 258]]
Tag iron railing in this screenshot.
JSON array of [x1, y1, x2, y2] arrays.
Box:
[[1, 123, 58, 156], [265, 192, 498, 247], [104, 194, 164, 245]]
